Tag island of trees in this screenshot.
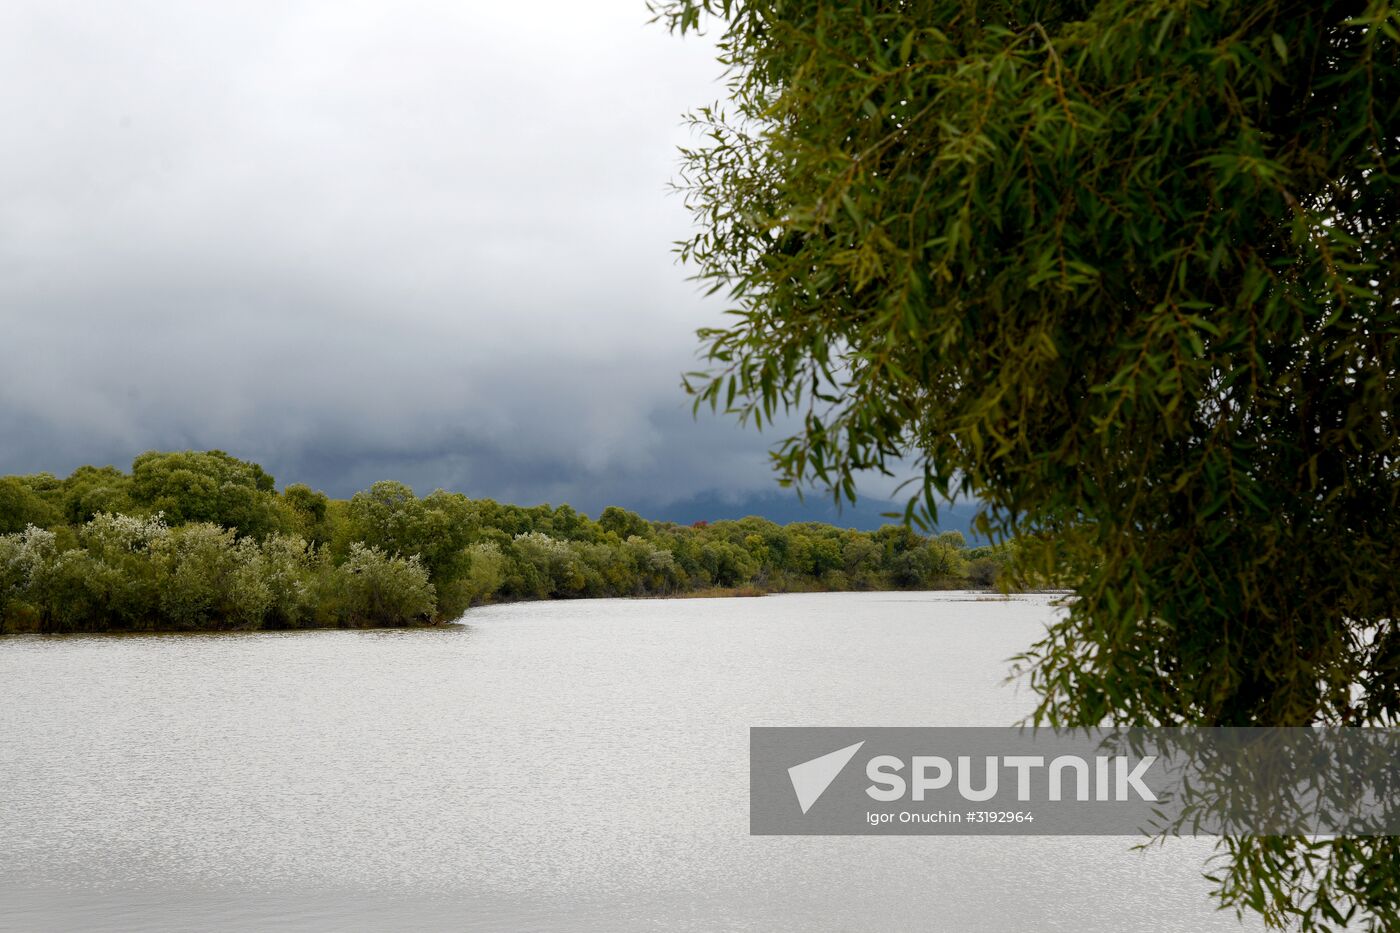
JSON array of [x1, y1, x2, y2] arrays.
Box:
[[0, 450, 1012, 634]]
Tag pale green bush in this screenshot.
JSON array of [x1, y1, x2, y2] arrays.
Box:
[[331, 543, 435, 627]]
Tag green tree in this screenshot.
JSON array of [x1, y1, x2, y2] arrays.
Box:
[[130, 450, 285, 538], [449, 541, 508, 607], [661, 1, 1400, 927], [282, 483, 332, 546], [840, 533, 882, 585], [342, 484, 479, 609], [343, 481, 426, 555], [150, 523, 250, 630], [60, 465, 135, 525], [0, 476, 59, 534], [599, 505, 651, 541], [966, 557, 1001, 589], [328, 542, 436, 628]]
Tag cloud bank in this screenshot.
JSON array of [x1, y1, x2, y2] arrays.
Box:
[[0, 1, 939, 526]]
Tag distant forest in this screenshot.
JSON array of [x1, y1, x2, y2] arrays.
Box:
[[0, 451, 1015, 634]]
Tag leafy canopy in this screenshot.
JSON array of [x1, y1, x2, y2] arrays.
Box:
[[130, 449, 283, 537], [659, 1, 1399, 928]]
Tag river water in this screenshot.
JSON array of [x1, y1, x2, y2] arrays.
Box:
[[0, 592, 1256, 931]]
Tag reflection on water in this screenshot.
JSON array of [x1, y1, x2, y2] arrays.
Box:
[[0, 592, 1255, 931]]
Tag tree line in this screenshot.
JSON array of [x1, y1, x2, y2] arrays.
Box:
[[0, 450, 1013, 633]]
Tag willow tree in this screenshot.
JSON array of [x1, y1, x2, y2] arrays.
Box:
[[659, 1, 1399, 927]]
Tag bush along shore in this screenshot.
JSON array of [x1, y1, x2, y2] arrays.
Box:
[[0, 450, 1018, 634]]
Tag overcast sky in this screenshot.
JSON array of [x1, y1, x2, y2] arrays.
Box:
[[0, 1, 919, 521]]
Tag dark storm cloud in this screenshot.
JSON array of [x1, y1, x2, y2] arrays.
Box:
[[0, 4, 711, 497], [0, 1, 918, 517]]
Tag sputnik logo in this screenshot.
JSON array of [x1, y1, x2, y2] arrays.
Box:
[[788, 741, 865, 814]]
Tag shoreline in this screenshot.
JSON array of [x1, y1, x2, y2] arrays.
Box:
[[0, 585, 1059, 637]]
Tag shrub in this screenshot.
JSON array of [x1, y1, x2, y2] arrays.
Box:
[[966, 559, 1001, 590], [331, 543, 436, 627]]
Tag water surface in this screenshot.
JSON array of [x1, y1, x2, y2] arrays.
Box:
[[0, 592, 1255, 931]]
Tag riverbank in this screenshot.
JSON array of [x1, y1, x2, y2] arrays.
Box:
[[2, 451, 1026, 635], [637, 577, 990, 601], [0, 578, 1006, 636], [648, 584, 769, 599]]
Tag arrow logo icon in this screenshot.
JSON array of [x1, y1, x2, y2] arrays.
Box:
[[788, 741, 865, 814]]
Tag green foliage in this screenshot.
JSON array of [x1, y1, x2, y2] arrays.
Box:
[[599, 505, 651, 540], [257, 533, 320, 629], [60, 465, 135, 525], [282, 483, 332, 546], [151, 524, 257, 630], [342, 482, 479, 586], [442, 541, 508, 613], [624, 535, 684, 593], [659, 0, 1399, 927], [329, 543, 436, 628], [0, 512, 430, 633], [131, 450, 287, 538], [0, 476, 61, 534], [965, 558, 1000, 589], [0, 451, 1002, 633]]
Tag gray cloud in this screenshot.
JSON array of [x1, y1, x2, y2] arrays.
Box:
[[0, 1, 918, 518]]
